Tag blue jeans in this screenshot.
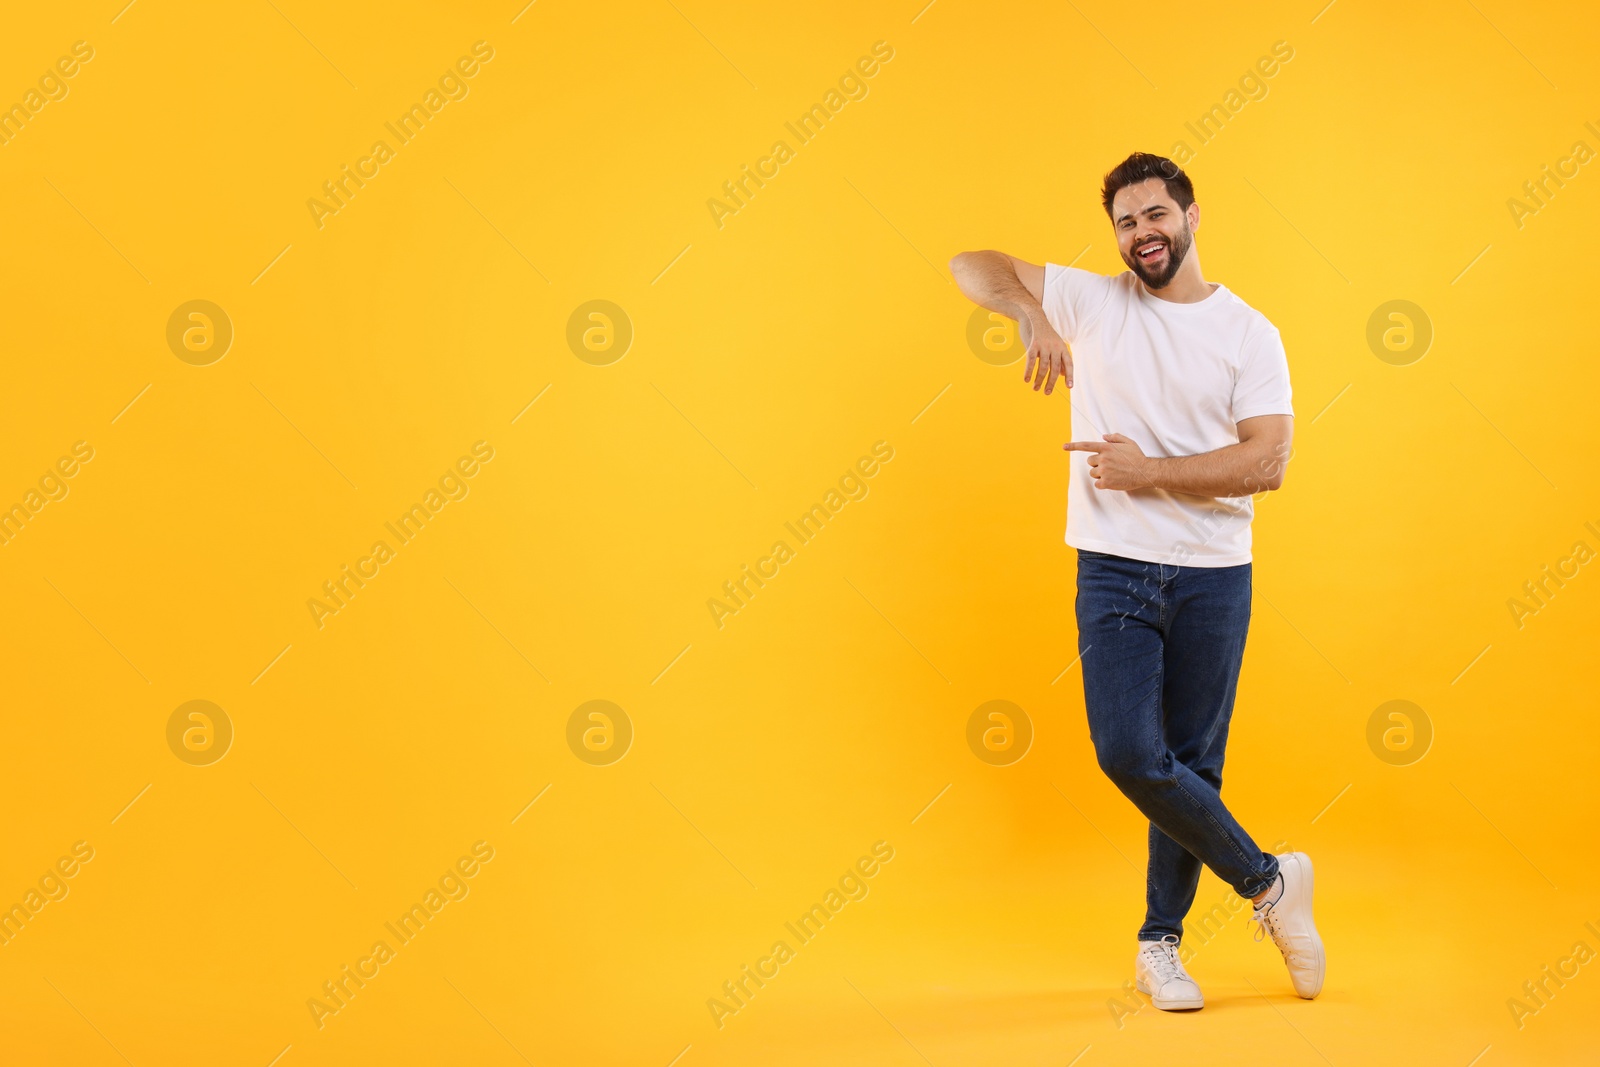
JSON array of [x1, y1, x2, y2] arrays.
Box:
[[1074, 548, 1279, 943]]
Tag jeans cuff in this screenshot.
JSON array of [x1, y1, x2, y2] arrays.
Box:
[[1237, 853, 1281, 899]]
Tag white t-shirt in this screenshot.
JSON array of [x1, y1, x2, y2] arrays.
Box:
[[1040, 265, 1293, 567]]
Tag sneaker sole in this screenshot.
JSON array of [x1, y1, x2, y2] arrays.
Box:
[[1284, 852, 1326, 998], [1135, 976, 1203, 1011]]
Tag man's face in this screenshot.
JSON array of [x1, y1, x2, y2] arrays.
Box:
[[1112, 177, 1195, 289]]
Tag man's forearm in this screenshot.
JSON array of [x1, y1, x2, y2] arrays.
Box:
[[950, 251, 1047, 332], [1143, 440, 1287, 498]]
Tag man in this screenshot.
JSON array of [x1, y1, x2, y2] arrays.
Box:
[[950, 152, 1323, 1010]]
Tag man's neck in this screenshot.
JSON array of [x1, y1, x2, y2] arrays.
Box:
[[1140, 266, 1217, 304]]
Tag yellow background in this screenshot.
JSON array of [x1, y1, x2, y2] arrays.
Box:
[[2, 0, 1597, 1063]]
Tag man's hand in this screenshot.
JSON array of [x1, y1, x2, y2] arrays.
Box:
[[1021, 313, 1073, 394], [1063, 433, 1152, 491], [948, 251, 1072, 396]]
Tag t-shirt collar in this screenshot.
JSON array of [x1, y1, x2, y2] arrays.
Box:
[[1135, 275, 1227, 311]]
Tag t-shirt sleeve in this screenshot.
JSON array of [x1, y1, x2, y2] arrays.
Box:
[[1041, 264, 1113, 344], [1232, 323, 1294, 421]]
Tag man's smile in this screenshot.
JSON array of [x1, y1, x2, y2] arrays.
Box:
[[1135, 240, 1168, 263]]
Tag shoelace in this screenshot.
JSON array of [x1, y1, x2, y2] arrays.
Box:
[[1143, 935, 1184, 983], [1250, 875, 1288, 946], [1251, 899, 1299, 963], [1250, 901, 1279, 944]]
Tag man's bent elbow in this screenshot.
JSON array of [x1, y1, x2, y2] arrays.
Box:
[[949, 250, 991, 298], [949, 249, 984, 279], [1242, 469, 1285, 494]]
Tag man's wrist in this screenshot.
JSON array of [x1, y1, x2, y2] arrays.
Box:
[[1140, 455, 1166, 490]]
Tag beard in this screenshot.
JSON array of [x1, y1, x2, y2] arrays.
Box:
[[1123, 222, 1192, 289]]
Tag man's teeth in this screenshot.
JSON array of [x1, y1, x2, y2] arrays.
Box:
[[1139, 244, 1165, 257]]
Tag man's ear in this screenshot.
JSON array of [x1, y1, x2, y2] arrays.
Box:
[[1188, 202, 1201, 231]]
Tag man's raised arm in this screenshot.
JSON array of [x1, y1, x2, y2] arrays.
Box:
[[950, 251, 1073, 394]]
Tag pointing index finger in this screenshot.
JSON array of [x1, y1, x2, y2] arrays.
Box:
[[1062, 441, 1103, 452]]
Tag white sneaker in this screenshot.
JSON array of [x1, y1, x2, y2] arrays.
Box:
[[1134, 933, 1203, 1010], [1250, 851, 1325, 998]]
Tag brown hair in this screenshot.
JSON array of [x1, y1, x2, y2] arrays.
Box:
[[1100, 152, 1195, 220]]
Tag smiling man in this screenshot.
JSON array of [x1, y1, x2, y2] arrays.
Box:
[[950, 152, 1323, 1011]]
